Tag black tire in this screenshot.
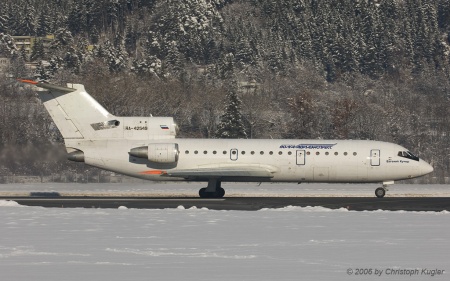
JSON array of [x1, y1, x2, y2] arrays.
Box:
[[199, 187, 225, 198], [375, 187, 386, 198], [199, 188, 207, 198], [217, 187, 225, 198]]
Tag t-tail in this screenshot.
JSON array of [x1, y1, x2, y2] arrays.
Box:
[[20, 79, 116, 140], [20, 79, 178, 160]]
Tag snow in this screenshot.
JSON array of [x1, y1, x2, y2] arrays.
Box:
[[0, 200, 22, 207], [1, 184, 449, 280]]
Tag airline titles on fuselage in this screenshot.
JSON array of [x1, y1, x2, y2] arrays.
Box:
[[279, 144, 337, 149]]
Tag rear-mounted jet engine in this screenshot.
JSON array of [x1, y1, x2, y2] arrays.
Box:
[[129, 143, 179, 164]]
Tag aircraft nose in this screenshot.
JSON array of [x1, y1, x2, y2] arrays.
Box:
[[420, 160, 434, 175]]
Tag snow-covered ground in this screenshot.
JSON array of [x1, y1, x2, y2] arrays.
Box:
[[0, 182, 449, 197], [0, 201, 449, 281], [1, 183, 449, 280]]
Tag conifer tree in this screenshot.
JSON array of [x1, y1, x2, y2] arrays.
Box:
[[8, 55, 28, 78], [0, 12, 8, 33], [0, 32, 17, 56], [34, 60, 51, 81], [64, 46, 81, 73], [36, 9, 52, 37], [50, 28, 74, 50], [30, 39, 45, 61], [67, 2, 85, 35], [48, 56, 62, 76], [19, 44, 27, 61], [6, 3, 19, 36], [124, 24, 137, 55], [17, 4, 36, 35], [215, 85, 247, 139], [166, 40, 185, 75]]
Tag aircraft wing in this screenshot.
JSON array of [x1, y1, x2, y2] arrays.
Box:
[[162, 165, 277, 180]]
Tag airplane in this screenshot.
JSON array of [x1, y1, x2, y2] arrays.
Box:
[[19, 79, 434, 198]]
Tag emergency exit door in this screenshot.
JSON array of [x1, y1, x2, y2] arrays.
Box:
[[230, 149, 238, 161], [296, 150, 305, 165]]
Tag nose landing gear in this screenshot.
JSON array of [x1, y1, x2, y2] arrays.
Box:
[[375, 181, 393, 198], [375, 187, 386, 198]]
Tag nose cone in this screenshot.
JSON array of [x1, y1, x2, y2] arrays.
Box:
[[420, 160, 434, 176]]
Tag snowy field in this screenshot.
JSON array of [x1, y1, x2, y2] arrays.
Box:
[[1, 183, 449, 280], [0, 201, 449, 281], [0, 182, 449, 197]]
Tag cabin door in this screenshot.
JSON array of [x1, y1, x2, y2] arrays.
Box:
[[370, 149, 380, 166]]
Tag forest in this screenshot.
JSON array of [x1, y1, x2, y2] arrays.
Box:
[[0, 0, 449, 183]]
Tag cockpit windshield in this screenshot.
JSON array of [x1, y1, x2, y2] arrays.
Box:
[[398, 151, 420, 161]]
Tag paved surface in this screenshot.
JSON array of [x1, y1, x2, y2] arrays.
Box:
[[1, 196, 449, 211]]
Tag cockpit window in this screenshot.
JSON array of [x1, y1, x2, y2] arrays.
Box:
[[398, 151, 419, 161]]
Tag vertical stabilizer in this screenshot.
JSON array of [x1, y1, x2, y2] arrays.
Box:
[[21, 80, 115, 139]]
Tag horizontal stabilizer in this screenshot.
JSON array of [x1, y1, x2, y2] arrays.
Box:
[[19, 79, 75, 92]]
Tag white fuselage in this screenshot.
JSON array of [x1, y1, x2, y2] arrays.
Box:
[[66, 138, 432, 183]]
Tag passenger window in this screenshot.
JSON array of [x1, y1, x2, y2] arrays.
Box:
[[334, 152, 338, 155], [278, 151, 282, 155], [185, 150, 189, 154], [194, 150, 198, 154], [260, 151, 264, 155], [316, 152, 320, 155], [242, 151, 246, 155], [288, 151, 292, 155], [306, 151, 311, 155], [213, 151, 217, 154], [325, 152, 329, 155], [232, 151, 237, 155], [204, 151, 207, 154], [353, 152, 357, 156], [269, 151, 273, 155], [223, 151, 227, 154], [251, 151, 255, 155], [344, 152, 348, 156]]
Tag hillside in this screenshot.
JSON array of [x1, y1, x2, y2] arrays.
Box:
[[0, 0, 449, 182]]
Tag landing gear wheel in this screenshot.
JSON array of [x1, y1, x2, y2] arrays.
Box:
[[217, 187, 225, 198], [375, 187, 386, 198], [199, 188, 207, 198], [198, 187, 225, 198]]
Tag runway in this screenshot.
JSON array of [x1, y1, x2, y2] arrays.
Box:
[[1, 196, 450, 211]]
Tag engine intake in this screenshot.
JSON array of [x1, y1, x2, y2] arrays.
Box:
[[129, 143, 179, 164]]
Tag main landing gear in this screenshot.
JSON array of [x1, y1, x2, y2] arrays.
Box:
[[199, 179, 225, 198], [375, 181, 394, 198]]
